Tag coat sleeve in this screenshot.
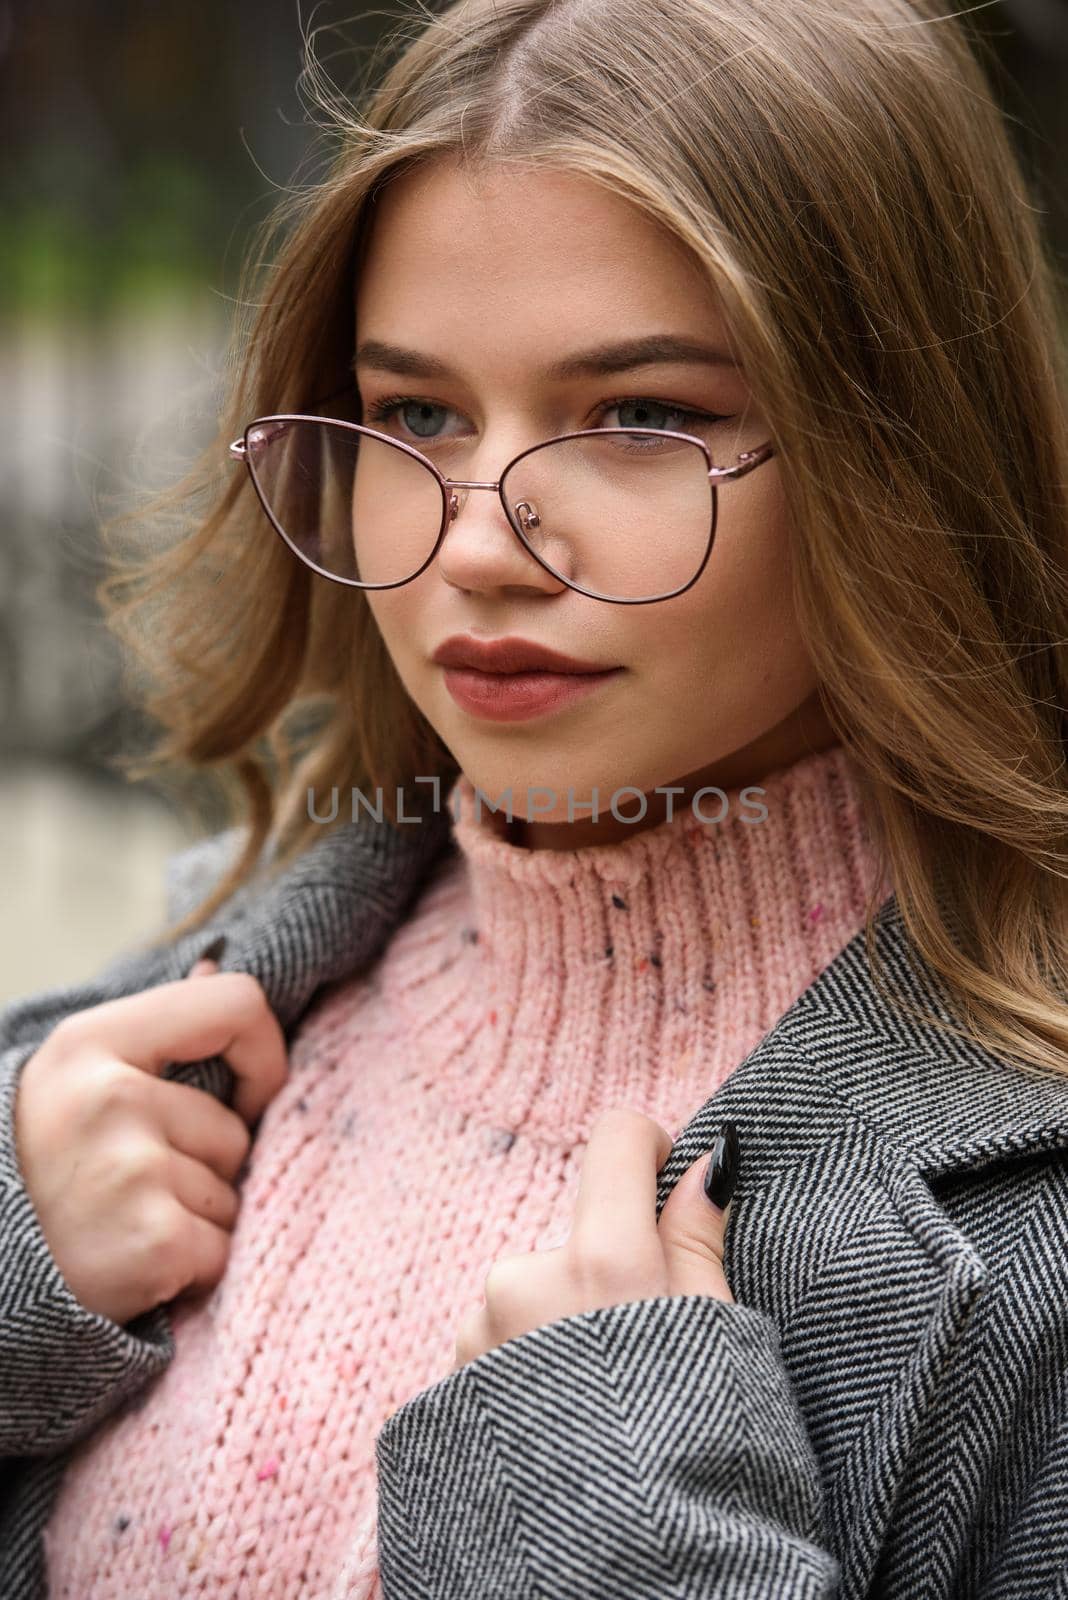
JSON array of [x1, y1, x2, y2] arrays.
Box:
[[0, 1038, 177, 1459], [373, 1292, 840, 1599], [0, 825, 244, 1460]]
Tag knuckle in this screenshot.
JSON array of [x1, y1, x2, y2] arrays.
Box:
[[141, 1198, 187, 1282], [220, 972, 271, 1015], [47, 1009, 96, 1057], [89, 1064, 144, 1119], [680, 1230, 723, 1268], [115, 1132, 168, 1186], [482, 1255, 524, 1308], [569, 1236, 630, 1294]]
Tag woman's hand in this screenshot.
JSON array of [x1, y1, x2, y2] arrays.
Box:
[[13, 953, 288, 1327], [452, 1109, 738, 1373]]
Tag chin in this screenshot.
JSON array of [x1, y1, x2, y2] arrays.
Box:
[[457, 757, 640, 827]]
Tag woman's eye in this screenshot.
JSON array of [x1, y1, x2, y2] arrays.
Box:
[[363, 395, 454, 438], [604, 397, 726, 434], [360, 393, 729, 440]]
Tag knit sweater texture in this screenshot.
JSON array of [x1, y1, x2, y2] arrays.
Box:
[[42, 743, 888, 1599]]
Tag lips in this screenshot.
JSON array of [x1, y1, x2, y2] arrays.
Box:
[[431, 634, 619, 675], [440, 662, 623, 722]]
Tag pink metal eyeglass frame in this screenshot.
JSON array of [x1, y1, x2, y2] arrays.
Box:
[[229, 397, 777, 606]]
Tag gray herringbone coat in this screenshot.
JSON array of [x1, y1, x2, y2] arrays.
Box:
[[1, 805, 1066, 1598]]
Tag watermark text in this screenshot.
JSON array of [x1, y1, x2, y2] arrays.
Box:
[[307, 778, 769, 826]]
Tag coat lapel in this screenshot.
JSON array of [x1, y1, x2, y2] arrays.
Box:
[[160, 806, 457, 1025], [651, 893, 1068, 1592], [654, 892, 1068, 1201], [155, 808, 456, 1101]]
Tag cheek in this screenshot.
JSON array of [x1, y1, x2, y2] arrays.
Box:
[[639, 483, 815, 702], [364, 590, 424, 696]]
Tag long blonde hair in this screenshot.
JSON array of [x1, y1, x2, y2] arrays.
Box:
[[101, 0, 1068, 1077]]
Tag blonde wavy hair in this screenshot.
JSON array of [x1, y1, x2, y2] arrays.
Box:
[[101, 0, 1068, 1078]]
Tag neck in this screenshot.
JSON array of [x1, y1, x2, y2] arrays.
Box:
[[502, 691, 840, 849]]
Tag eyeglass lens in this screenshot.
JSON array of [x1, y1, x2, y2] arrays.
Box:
[[244, 419, 719, 602]]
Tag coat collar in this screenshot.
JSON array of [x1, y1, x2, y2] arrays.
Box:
[[656, 891, 1068, 1207]]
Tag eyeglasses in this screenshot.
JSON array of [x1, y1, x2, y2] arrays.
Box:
[[229, 404, 776, 605]]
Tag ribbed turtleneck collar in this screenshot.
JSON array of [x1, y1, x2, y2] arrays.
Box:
[[389, 744, 890, 1144]]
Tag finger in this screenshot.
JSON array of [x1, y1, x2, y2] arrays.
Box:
[[187, 958, 220, 978], [569, 1109, 673, 1269], [149, 1076, 252, 1183], [168, 1209, 234, 1305], [458, 1248, 571, 1367], [167, 1146, 242, 1233], [656, 1150, 734, 1302], [62, 974, 288, 1127]]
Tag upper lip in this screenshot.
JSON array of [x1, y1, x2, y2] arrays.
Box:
[[432, 635, 620, 674]]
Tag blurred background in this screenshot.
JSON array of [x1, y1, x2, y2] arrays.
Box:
[[0, 0, 1066, 1002]]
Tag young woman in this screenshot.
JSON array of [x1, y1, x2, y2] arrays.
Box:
[[2, 0, 1066, 1595]]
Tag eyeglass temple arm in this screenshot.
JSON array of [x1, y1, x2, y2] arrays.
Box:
[[708, 441, 776, 481], [228, 379, 359, 458]]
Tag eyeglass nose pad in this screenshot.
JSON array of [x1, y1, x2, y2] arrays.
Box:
[[448, 489, 541, 532]]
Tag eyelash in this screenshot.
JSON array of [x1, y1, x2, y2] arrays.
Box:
[[361, 391, 730, 435]]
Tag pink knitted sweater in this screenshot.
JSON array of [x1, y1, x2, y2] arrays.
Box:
[[44, 743, 888, 1599]]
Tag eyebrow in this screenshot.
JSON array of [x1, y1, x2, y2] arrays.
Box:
[[353, 334, 742, 382]]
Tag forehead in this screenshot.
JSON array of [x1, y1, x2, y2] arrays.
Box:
[[354, 157, 729, 349]]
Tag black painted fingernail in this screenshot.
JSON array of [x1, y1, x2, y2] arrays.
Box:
[[198, 933, 228, 964], [703, 1122, 740, 1210]]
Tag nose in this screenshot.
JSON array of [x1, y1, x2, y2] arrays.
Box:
[[435, 481, 565, 598]]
